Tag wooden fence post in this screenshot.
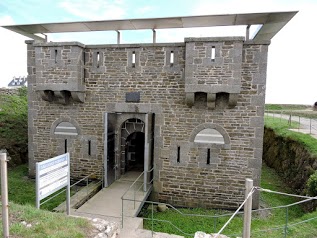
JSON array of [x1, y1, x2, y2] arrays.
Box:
[[0, 153, 9, 238], [243, 178, 253, 238]]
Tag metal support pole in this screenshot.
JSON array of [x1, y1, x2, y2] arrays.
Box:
[[66, 154, 70, 216], [151, 203, 154, 237], [36, 162, 40, 209], [116, 31, 120, 44], [134, 185, 136, 209], [243, 178, 253, 238], [121, 198, 124, 228], [284, 207, 289, 238], [0, 153, 9, 238], [152, 29, 156, 43], [280, 111, 282, 122], [86, 177, 88, 199], [310, 118, 312, 134], [289, 115, 292, 128], [246, 25, 251, 41]]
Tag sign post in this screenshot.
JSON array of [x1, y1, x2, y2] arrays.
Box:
[[36, 153, 70, 215], [0, 153, 9, 238]]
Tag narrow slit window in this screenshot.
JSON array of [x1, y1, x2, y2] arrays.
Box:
[[132, 51, 136, 68], [55, 49, 58, 63], [88, 140, 91, 156], [207, 148, 211, 164], [96, 52, 100, 68], [65, 139, 67, 153], [177, 146, 180, 163], [211, 46, 216, 62], [170, 51, 174, 67]]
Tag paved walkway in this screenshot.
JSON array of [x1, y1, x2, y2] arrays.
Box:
[[71, 171, 182, 238], [266, 113, 317, 139], [72, 171, 143, 220]]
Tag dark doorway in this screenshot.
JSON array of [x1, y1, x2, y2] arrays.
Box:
[[125, 132, 145, 172], [105, 113, 116, 187]]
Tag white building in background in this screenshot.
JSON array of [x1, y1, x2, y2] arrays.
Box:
[[8, 76, 27, 88]]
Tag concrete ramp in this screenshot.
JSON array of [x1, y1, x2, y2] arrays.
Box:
[[70, 171, 184, 238], [72, 171, 151, 220]]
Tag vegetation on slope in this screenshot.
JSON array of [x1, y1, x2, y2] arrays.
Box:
[[0, 164, 99, 237], [265, 104, 311, 111], [264, 116, 317, 156], [7, 164, 68, 211], [0, 202, 94, 238], [263, 117, 317, 200], [0, 87, 28, 166], [265, 104, 317, 119]]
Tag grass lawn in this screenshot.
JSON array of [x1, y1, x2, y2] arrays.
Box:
[[265, 104, 311, 111], [142, 164, 317, 237], [264, 116, 317, 157], [265, 104, 317, 119], [0, 202, 94, 238], [6, 164, 70, 211], [0, 164, 102, 237]]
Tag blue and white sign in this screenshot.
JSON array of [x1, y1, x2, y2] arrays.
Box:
[[36, 153, 70, 213]]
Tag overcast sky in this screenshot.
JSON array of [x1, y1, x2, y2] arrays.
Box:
[[0, 0, 316, 104]]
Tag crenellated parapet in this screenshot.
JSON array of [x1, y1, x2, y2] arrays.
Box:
[[34, 42, 86, 104], [184, 37, 243, 109]]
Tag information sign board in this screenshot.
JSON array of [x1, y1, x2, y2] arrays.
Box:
[[36, 153, 70, 213]]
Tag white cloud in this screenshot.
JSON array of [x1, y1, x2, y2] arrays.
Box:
[[59, 0, 126, 20], [0, 15, 28, 88]]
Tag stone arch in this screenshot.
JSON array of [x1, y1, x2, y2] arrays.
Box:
[[50, 116, 81, 138], [120, 118, 146, 174], [189, 123, 230, 149], [117, 114, 145, 132]]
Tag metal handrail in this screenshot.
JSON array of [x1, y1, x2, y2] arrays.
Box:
[[121, 167, 154, 199], [122, 198, 240, 219], [121, 167, 154, 228], [121, 170, 145, 199], [40, 171, 102, 207]]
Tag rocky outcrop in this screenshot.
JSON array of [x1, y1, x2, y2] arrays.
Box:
[[194, 231, 230, 238], [89, 218, 119, 238]]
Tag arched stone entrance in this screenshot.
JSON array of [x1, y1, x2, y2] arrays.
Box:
[[104, 112, 155, 188], [120, 118, 145, 175], [125, 132, 145, 172]]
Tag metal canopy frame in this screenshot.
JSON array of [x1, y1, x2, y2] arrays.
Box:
[[1, 11, 297, 42]]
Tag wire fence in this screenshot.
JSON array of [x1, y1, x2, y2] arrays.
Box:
[[265, 110, 317, 135], [121, 185, 317, 238], [40, 169, 104, 211]]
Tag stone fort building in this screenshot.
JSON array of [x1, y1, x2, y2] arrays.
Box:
[[4, 12, 296, 209]]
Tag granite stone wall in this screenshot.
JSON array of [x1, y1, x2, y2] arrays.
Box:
[[26, 37, 269, 209], [0, 88, 19, 96]]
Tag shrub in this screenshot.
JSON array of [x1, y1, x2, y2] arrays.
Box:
[[307, 170, 317, 196], [0, 87, 28, 166]]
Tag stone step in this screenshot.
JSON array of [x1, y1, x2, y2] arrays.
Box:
[[121, 228, 184, 238], [121, 217, 184, 238]]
